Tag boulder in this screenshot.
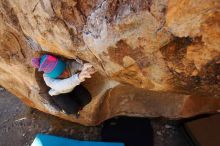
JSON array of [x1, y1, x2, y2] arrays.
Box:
[[0, 0, 219, 125]]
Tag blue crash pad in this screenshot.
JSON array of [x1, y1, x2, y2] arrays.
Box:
[[31, 134, 124, 146]]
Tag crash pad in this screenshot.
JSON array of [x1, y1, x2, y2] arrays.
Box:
[[31, 134, 124, 146]]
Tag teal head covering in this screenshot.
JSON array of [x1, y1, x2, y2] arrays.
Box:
[[39, 55, 66, 78]]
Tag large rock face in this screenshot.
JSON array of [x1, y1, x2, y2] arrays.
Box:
[[0, 0, 219, 125]]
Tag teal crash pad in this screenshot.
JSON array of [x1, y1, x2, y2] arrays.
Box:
[[31, 134, 124, 146]]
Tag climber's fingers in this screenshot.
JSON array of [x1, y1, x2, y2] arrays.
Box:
[[81, 71, 91, 77], [82, 63, 93, 71], [79, 70, 92, 81], [86, 67, 96, 74], [84, 74, 91, 79], [78, 63, 96, 82]]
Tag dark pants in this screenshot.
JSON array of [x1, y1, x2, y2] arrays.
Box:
[[51, 85, 92, 114]]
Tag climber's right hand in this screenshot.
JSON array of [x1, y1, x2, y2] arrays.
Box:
[[82, 63, 93, 71], [78, 63, 96, 82], [78, 69, 92, 82], [82, 63, 96, 74], [79, 63, 93, 82]]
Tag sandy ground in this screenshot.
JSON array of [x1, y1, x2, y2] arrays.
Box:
[[0, 89, 189, 146]]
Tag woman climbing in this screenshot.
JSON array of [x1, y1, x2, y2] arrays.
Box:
[[31, 54, 96, 118]]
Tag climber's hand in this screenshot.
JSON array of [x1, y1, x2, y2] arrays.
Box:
[[79, 63, 96, 81], [86, 66, 96, 74], [82, 63, 96, 74], [78, 70, 91, 82], [82, 63, 93, 72]]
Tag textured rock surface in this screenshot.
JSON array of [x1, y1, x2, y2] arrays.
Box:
[[0, 0, 219, 125]]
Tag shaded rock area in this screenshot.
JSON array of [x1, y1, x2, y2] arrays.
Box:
[[0, 90, 189, 146], [0, 0, 219, 125]]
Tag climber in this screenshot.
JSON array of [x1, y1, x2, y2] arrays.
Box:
[[31, 54, 96, 118]]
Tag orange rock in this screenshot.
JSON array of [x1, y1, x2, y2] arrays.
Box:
[[0, 0, 219, 125]]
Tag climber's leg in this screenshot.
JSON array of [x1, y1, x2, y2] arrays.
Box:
[[52, 92, 81, 115], [50, 85, 91, 116], [70, 85, 92, 108]]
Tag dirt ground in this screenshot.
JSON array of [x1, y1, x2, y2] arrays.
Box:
[[0, 89, 190, 146]]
